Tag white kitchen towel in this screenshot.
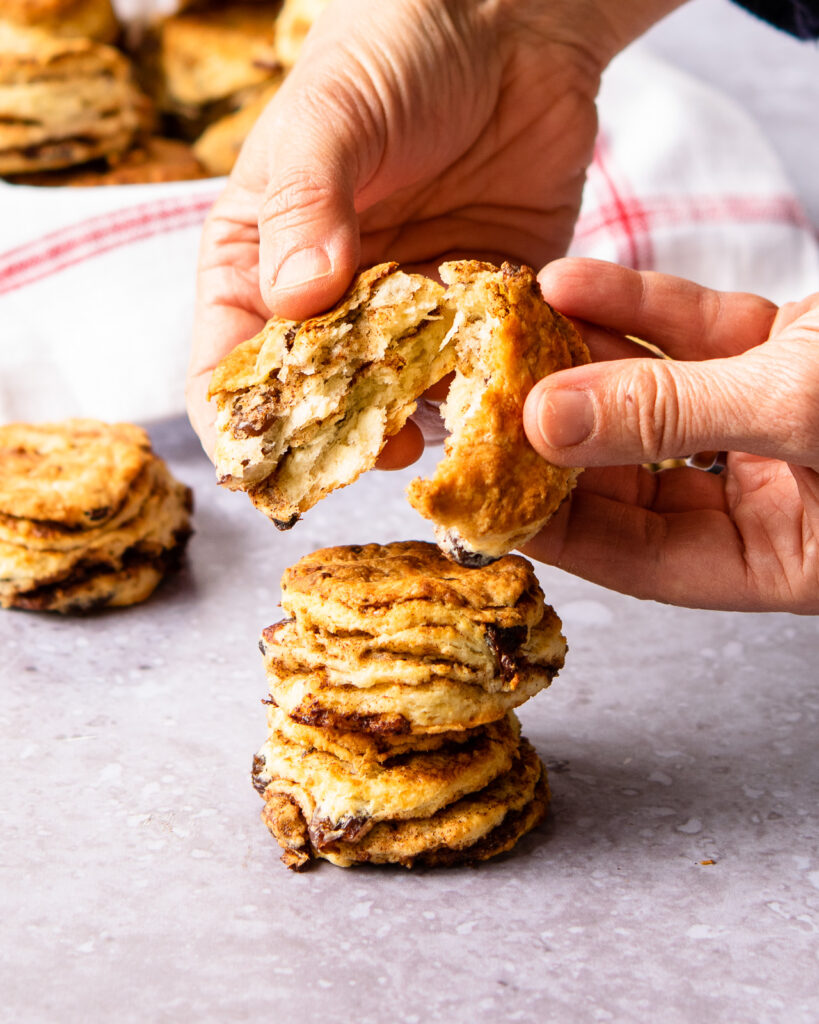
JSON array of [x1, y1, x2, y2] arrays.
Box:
[[0, 46, 817, 424]]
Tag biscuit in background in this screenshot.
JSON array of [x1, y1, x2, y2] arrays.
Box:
[[137, 3, 280, 137], [193, 79, 280, 175], [407, 260, 591, 565], [7, 135, 207, 185], [274, 0, 330, 68], [0, 24, 152, 176], [208, 264, 456, 529], [0, 419, 193, 613], [0, 0, 119, 43]]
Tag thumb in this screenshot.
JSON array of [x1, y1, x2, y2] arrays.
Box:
[[522, 346, 819, 468], [241, 77, 368, 320]]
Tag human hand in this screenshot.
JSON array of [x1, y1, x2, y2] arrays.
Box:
[[186, 0, 683, 461], [522, 258, 819, 613]]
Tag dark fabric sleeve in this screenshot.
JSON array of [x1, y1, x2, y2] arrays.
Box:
[[732, 0, 819, 38]]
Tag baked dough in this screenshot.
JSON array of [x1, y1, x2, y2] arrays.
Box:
[[0, 0, 119, 43], [253, 707, 521, 838], [142, 4, 280, 133], [193, 80, 280, 176], [273, 0, 330, 68], [407, 260, 591, 564], [259, 542, 566, 734], [0, 420, 193, 613], [209, 265, 455, 528], [0, 24, 150, 175], [7, 136, 207, 187], [259, 735, 548, 869]]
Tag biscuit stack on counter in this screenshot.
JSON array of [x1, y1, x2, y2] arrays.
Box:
[[0, 420, 193, 613], [252, 541, 566, 869]]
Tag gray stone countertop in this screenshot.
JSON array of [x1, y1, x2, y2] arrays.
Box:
[[2, 416, 818, 1024]]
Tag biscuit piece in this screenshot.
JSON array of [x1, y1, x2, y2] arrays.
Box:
[[407, 260, 591, 565], [253, 707, 521, 843], [260, 542, 566, 734], [209, 266, 456, 528], [0, 25, 150, 175], [0, 420, 193, 613], [259, 735, 547, 869], [0, 419, 151, 529], [274, 0, 330, 68], [7, 136, 207, 186], [264, 703, 502, 766], [0, 0, 118, 43], [193, 80, 280, 175], [142, 4, 280, 132]]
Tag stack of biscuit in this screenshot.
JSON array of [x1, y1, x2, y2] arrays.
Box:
[[0, 0, 332, 184], [252, 541, 566, 869], [0, 2, 206, 185], [0, 419, 193, 613]]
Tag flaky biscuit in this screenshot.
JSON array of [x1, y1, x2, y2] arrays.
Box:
[[407, 260, 591, 565], [0, 458, 192, 606], [0, 419, 151, 528], [263, 605, 565, 691], [273, 0, 330, 68], [261, 660, 558, 736], [280, 541, 546, 634], [7, 136, 207, 187], [260, 736, 547, 870], [253, 709, 520, 842], [192, 80, 280, 175], [0, 25, 150, 175], [0, 420, 193, 612], [209, 266, 455, 528], [0, 0, 118, 43], [264, 703, 506, 766], [143, 4, 280, 127]]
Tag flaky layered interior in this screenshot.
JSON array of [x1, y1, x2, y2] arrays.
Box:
[[210, 266, 455, 527], [259, 736, 548, 869], [0, 25, 147, 174]]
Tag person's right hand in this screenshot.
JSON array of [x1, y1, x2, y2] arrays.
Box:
[[187, 0, 683, 459]]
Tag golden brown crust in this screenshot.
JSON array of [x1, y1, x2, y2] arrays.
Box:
[[407, 260, 591, 563], [0, 25, 150, 175], [7, 136, 207, 187], [144, 4, 280, 120], [253, 710, 521, 833], [193, 79, 280, 176], [0, 0, 119, 43], [0, 419, 152, 527], [259, 737, 547, 869], [0, 420, 193, 613], [273, 0, 330, 68], [280, 541, 543, 624]]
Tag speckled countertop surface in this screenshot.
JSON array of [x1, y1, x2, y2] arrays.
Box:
[[2, 416, 818, 1024]]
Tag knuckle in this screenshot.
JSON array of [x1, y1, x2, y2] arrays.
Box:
[[259, 172, 337, 233], [620, 361, 686, 462]]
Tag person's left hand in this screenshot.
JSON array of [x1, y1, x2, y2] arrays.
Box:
[[521, 258, 819, 613]]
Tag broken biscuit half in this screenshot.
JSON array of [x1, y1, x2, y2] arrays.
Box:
[[407, 260, 590, 564], [208, 262, 455, 528]]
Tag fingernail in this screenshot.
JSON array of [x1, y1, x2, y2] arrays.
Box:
[[538, 388, 594, 448], [272, 247, 332, 292]]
